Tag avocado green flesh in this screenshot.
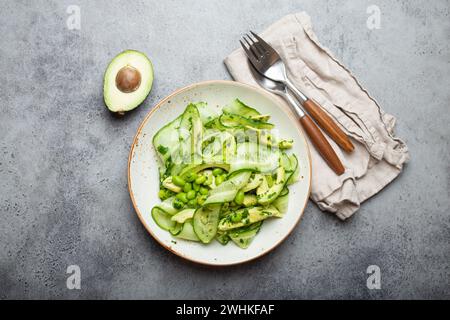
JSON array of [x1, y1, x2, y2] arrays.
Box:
[[103, 50, 153, 114], [228, 222, 262, 249], [218, 206, 280, 231]]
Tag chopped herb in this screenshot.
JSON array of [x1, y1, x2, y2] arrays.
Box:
[[157, 145, 168, 155]]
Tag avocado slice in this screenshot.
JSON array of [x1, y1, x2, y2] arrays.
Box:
[[242, 194, 257, 207], [218, 206, 281, 231], [229, 221, 262, 249], [103, 50, 153, 115]]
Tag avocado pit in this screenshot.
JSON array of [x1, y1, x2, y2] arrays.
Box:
[[115, 65, 142, 93]]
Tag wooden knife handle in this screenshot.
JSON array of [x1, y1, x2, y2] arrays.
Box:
[[303, 99, 354, 153], [300, 115, 345, 175]]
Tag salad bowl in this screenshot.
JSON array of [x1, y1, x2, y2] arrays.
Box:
[[128, 80, 311, 266]]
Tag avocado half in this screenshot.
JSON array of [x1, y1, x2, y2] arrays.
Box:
[[103, 50, 154, 115]]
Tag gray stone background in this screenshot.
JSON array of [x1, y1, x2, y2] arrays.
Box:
[[0, 0, 449, 299]]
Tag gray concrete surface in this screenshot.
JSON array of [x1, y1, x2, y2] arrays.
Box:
[[0, 0, 449, 299]]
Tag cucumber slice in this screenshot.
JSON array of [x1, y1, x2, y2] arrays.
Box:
[[179, 103, 203, 164], [171, 208, 196, 223], [152, 115, 181, 176], [204, 117, 228, 130], [219, 112, 274, 130], [273, 188, 289, 214], [250, 114, 270, 122], [193, 205, 221, 243], [280, 152, 291, 171], [155, 196, 179, 215], [179, 163, 230, 179], [175, 220, 200, 241], [230, 142, 281, 173], [257, 167, 286, 205], [195, 102, 220, 125], [152, 207, 177, 231], [229, 222, 262, 249], [169, 223, 183, 235], [223, 99, 260, 118], [287, 154, 300, 185], [242, 174, 264, 192], [216, 230, 230, 245], [203, 171, 251, 205]]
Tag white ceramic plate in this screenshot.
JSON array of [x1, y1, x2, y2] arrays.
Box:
[[128, 80, 311, 266]]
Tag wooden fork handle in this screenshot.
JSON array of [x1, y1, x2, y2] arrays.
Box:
[[302, 99, 354, 153], [300, 115, 345, 175]]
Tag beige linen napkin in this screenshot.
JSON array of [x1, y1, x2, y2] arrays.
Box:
[[224, 12, 410, 220]]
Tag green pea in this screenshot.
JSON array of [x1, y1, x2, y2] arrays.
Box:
[[234, 190, 245, 205], [173, 199, 184, 209], [199, 187, 209, 195], [220, 173, 228, 181], [186, 190, 196, 200], [173, 175, 186, 187], [215, 175, 224, 185], [212, 168, 224, 176], [183, 183, 192, 193], [176, 192, 188, 203], [195, 175, 206, 185], [187, 198, 197, 208], [185, 171, 198, 182], [193, 182, 200, 191], [231, 211, 243, 222]]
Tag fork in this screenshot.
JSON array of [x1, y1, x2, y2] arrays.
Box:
[[248, 58, 345, 175], [240, 31, 354, 153]]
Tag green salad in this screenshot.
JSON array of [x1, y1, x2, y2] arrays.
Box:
[[151, 99, 300, 249]]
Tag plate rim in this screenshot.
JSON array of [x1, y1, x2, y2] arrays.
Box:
[[128, 80, 312, 266]]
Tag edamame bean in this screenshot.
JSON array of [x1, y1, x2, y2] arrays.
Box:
[[193, 182, 200, 191], [185, 171, 198, 182], [212, 168, 224, 176], [195, 175, 206, 185], [183, 183, 192, 193], [234, 190, 245, 205], [173, 175, 186, 187], [187, 198, 197, 207], [199, 187, 208, 195], [215, 175, 224, 185], [186, 190, 196, 200], [176, 192, 188, 203]]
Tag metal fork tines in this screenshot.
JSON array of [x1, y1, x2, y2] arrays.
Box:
[[240, 32, 279, 72], [239, 32, 297, 97], [240, 31, 355, 155]]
